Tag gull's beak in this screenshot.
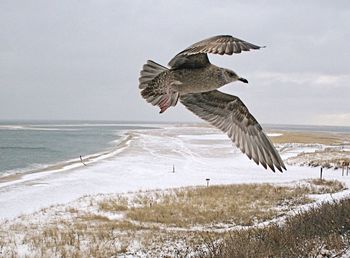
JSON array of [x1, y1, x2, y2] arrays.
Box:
[[238, 77, 248, 84]]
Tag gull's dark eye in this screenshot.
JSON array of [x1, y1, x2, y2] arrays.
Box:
[[227, 71, 236, 77]]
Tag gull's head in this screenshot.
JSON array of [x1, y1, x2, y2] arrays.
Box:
[[222, 68, 248, 84]]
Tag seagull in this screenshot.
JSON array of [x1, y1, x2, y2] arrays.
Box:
[[139, 35, 286, 172]]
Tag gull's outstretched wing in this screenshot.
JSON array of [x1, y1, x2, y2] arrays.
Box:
[[168, 35, 264, 69], [180, 90, 286, 172]]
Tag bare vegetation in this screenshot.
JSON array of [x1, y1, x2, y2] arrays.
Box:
[[98, 195, 129, 212], [287, 147, 350, 169], [0, 180, 347, 257], [270, 131, 350, 145], [306, 178, 346, 194], [200, 198, 350, 258], [126, 184, 312, 227]]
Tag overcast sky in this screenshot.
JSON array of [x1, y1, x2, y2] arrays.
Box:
[[1, 0, 349, 125]]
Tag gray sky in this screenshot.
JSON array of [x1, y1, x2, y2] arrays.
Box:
[[1, 0, 350, 125]]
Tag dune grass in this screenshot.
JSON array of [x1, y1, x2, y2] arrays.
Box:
[[125, 184, 312, 227], [97, 195, 129, 212], [200, 198, 350, 258], [270, 131, 350, 145], [307, 178, 345, 194], [0, 180, 346, 257]]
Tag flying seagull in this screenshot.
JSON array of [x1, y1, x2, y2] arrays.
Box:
[[139, 35, 286, 172]]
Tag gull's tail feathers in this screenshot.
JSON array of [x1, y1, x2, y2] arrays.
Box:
[[139, 60, 179, 113]]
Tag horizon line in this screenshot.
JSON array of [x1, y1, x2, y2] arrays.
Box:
[[0, 119, 349, 128]]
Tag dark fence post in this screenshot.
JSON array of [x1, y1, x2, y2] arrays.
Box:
[[206, 178, 210, 187]]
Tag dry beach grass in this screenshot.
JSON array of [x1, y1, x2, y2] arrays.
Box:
[[0, 180, 346, 257], [270, 131, 350, 145], [201, 198, 350, 258], [125, 184, 311, 227]]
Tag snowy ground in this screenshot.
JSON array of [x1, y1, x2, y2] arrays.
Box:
[[1, 124, 350, 220]]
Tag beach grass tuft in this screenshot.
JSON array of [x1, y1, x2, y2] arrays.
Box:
[[200, 198, 350, 258], [126, 184, 312, 227]]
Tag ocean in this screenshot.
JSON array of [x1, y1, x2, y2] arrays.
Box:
[[0, 121, 155, 177]]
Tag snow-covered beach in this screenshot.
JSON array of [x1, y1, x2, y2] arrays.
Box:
[[1, 124, 350, 220]]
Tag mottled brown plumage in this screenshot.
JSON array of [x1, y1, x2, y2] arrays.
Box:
[[139, 35, 286, 172]]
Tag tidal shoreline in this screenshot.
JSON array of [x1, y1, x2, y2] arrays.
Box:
[[0, 132, 134, 188]]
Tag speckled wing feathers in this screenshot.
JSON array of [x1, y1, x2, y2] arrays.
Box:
[[168, 35, 263, 69], [180, 90, 286, 172]]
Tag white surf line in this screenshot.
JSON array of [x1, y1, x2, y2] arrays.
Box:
[[0, 132, 134, 189], [267, 133, 283, 137]]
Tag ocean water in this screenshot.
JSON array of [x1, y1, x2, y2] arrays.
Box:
[[0, 121, 154, 176]]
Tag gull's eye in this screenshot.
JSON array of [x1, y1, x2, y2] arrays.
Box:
[[227, 71, 236, 77]]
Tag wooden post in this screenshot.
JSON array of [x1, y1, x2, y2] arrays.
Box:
[[342, 166, 345, 176], [320, 167, 323, 180], [172, 164, 175, 173], [206, 178, 210, 187], [347, 166, 349, 176], [80, 155, 87, 166]]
